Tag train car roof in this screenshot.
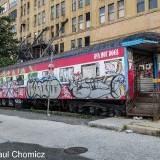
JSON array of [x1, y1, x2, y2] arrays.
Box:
[[0, 32, 160, 72]]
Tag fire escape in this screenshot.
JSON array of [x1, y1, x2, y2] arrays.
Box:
[[18, 19, 68, 62]]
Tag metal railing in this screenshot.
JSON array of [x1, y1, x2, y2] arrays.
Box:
[[152, 91, 160, 120], [126, 77, 141, 113]]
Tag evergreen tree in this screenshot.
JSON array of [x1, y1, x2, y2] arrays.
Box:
[[0, 6, 18, 68]]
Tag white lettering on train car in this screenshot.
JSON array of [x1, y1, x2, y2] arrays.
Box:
[[94, 49, 119, 60], [108, 49, 119, 57]]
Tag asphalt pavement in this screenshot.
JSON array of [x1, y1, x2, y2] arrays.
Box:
[[0, 111, 160, 160], [0, 142, 91, 160], [0, 109, 90, 125]]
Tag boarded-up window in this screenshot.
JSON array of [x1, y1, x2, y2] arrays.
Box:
[[59, 67, 74, 82], [82, 64, 96, 78]]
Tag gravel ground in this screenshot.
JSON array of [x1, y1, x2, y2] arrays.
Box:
[[0, 109, 91, 125]]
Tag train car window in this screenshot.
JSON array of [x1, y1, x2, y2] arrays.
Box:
[[104, 59, 122, 75], [6, 77, 12, 81], [82, 64, 96, 78], [0, 79, 3, 87], [59, 67, 74, 82], [16, 75, 24, 85], [28, 72, 38, 79], [42, 71, 48, 77]]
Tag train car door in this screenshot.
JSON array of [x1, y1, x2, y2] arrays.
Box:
[[133, 52, 155, 93]]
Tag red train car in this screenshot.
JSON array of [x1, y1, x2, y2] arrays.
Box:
[[0, 32, 160, 116]]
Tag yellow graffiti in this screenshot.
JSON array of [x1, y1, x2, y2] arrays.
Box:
[[0, 66, 37, 79]]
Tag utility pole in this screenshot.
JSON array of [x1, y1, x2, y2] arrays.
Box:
[[47, 57, 54, 116], [46, 18, 68, 116]]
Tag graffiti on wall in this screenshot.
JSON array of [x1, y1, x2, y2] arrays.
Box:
[[26, 77, 61, 99]]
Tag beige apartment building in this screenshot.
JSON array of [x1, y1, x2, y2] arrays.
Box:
[[0, 0, 160, 54]]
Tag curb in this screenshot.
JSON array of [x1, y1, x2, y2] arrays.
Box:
[[88, 122, 122, 131], [126, 124, 160, 137], [88, 122, 160, 137]]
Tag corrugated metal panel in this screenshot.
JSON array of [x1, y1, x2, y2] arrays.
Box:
[[140, 78, 154, 92]]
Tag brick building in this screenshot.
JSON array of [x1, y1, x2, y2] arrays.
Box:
[[0, 0, 160, 54]]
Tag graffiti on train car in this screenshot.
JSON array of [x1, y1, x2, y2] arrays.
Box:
[[60, 58, 125, 99], [67, 75, 125, 99], [26, 77, 61, 99], [0, 81, 19, 98], [0, 66, 36, 78]]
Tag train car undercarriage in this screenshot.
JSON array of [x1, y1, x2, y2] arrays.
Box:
[[0, 98, 126, 117]]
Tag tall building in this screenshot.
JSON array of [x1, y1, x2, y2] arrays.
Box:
[[0, 0, 160, 54]]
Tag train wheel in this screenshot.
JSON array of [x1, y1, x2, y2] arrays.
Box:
[[95, 108, 102, 116], [89, 107, 96, 115]]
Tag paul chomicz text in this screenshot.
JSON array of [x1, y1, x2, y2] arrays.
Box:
[[0, 151, 45, 159]]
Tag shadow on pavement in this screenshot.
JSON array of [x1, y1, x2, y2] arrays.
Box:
[[0, 142, 92, 160]]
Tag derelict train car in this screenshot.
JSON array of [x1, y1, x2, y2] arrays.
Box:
[[0, 32, 160, 117]]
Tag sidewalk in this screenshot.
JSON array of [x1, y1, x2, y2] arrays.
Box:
[[88, 117, 160, 137]]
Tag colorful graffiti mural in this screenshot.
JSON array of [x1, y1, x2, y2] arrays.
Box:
[[26, 77, 61, 99], [0, 47, 126, 100]]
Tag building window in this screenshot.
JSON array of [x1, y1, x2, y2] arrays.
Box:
[[42, 32, 46, 42], [61, 21, 65, 35], [51, 6, 54, 19], [9, 10, 17, 20], [85, 36, 90, 46], [38, 13, 41, 25], [56, 23, 59, 36], [34, 0, 37, 9], [34, 15, 37, 27], [9, 0, 17, 8], [21, 6, 23, 16], [118, 0, 124, 18], [77, 38, 82, 48], [72, 17, 76, 32], [42, 0, 46, 5], [51, 26, 54, 38], [60, 43, 64, 53], [71, 40, 76, 49], [108, 3, 114, 21], [24, 4, 26, 15], [79, 0, 83, 8], [11, 25, 17, 33], [38, 0, 41, 7], [0, 3, 7, 14], [72, 0, 76, 11], [56, 4, 60, 18], [86, 12, 90, 28], [137, 0, 144, 13], [78, 15, 83, 30], [149, 0, 157, 9], [27, 18, 29, 30], [100, 7, 105, 24], [86, 0, 90, 5], [42, 11, 45, 24], [55, 44, 59, 54], [27, 2, 30, 14], [61, 1, 65, 15]]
